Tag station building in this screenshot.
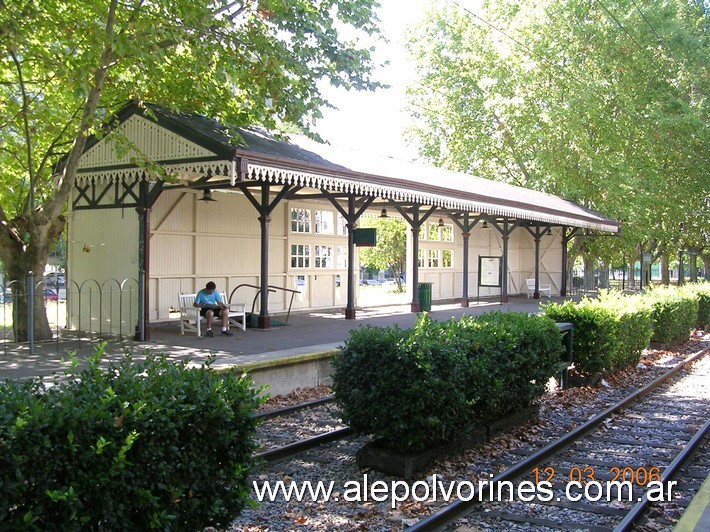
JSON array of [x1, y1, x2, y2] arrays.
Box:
[[64, 102, 619, 337]]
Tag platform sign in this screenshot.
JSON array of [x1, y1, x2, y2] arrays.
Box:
[[478, 256, 502, 287]]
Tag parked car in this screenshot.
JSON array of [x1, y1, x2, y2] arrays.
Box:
[[0, 289, 12, 304], [43, 288, 58, 301]]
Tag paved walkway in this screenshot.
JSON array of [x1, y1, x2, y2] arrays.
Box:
[[0, 296, 557, 380]]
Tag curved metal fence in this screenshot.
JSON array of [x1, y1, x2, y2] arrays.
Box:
[[0, 273, 139, 351]]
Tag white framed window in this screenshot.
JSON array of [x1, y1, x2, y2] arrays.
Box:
[[315, 245, 333, 268], [418, 248, 425, 268], [315, 211, 334, 234], [441, 224, 454, 242], [442, 249, 453, 268], [291, 244, 310, 268], [291, 208, 311, 233], [336, 245, 348, 269], [427, 249, 439, 268], [427, 222, 441, 241], [336, 213, 348, 236]]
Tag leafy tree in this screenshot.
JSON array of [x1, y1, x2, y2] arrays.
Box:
[[406, 0, 709, 276], [358, 218, 407, 291], [0, 0, 382, 340]]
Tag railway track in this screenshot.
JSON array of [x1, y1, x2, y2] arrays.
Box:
[[409, 346, 710, 531], [253, 394, 352, 462]]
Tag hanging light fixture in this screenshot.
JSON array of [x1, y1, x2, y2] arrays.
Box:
[[438, 218, 445, 227], [379, 208, 388, 218], [481, 220, 489, 229], [198, 188, 217, 202], [547, 228, 553, 236]]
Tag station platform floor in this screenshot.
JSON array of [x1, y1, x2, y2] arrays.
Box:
[[0, 295, 556, 380]]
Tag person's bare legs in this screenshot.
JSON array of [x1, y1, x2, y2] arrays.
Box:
[[221, 308, 229, 330], [206, 309, 214, 331]]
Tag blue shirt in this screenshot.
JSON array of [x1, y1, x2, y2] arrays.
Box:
[[195, 289, 222, 306]]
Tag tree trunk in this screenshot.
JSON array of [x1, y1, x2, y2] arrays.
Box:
[[661, 253, 670, 285], [703, 254, 710, 281], [0, 216, 65, 342], [598, 261, 609, 289], [5, 264, 52, 342], [627, 258, 636, 289], [583, 254, 596, 290], [689, 255, 698, 283]]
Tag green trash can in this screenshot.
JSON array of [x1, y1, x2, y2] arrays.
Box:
[[418, 282, 433, 311]]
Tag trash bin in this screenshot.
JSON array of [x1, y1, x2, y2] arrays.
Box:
[[418, 282, 433, 311]]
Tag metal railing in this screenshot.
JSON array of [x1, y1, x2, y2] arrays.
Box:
[[0, 274, 139, 354]]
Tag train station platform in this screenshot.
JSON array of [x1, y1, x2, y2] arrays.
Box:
[[675, 472, 710, 532], [0, 296, 554, 387]]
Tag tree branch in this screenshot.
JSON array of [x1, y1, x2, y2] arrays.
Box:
[[10, 51, 35, 217], [42, 0, 120, 225]]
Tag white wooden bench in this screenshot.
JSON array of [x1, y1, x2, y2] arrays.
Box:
[[526, 278, 552, 298], [178, 292, 246, 336]]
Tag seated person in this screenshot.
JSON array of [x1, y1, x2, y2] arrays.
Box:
[[194, 281, 232, 337]]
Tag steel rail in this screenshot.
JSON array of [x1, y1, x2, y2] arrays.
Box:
[[254, 395, 335, 420], [255, 427, 353, 463], [614, 416, 710, 531], [408, 346, 710, 531]]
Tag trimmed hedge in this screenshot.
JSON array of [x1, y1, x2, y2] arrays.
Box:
[[0, 344, 264, 530], [542, 290, 653, 377], [332, 312, 562, 452], [644, 285, 698, 344], [682, 283, 710, 329]]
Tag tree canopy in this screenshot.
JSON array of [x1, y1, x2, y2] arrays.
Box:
[[0, 0, 383, 339], [406, 0, 709, 268]]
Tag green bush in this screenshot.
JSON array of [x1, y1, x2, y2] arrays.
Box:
[[0, 344, 263, 530], [455, 312, 562, 422], [541, 299, 617, 376], [644, 286, 698, 344], [542, 291, 653, 376], [682, 283, 710, 329], [596, 291, 653, 370], [333, 312, 562, 451]]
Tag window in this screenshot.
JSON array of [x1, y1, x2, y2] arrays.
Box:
[[441, 224, 454, 242], [336, 245, 348, 269], [418, 249, 425, 268], [336, 213, 348, 236], [428, 249, 439, 268], [291, 244, 310, 268], [291, 208, 311, 233], [315, 245, 333, 268], [315, 211, 334, 234], [427, 222, 441, 241], [442, 249, 453, 268]]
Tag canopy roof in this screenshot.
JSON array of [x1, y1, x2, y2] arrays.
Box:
[[73, 102, 620, 232]]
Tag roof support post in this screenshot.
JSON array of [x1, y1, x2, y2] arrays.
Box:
[[258, 187, 271, 329], [449, 213, 486, 307], [134, 178, 163, 341], [396, 204, 436, 313], [490, 218, 520, 303], [524, 224, 551, 300], [345, 197, 357, 319], [323, 193, 374, 319], [242, 183, 293, 329], [561, 227, 578, 297]]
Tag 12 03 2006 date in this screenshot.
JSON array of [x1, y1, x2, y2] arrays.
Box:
[[532, 465, 662, 486]]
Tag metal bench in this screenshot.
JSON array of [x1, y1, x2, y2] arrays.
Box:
[[178, 292, 246, 336]]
